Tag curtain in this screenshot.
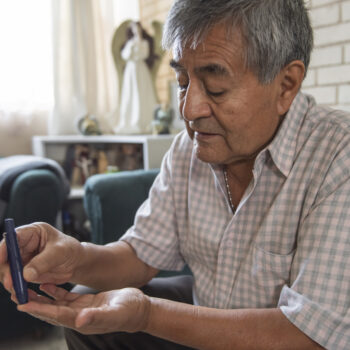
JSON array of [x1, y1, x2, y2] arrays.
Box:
[[0, 0, 53, 156], [0, 0, 140, 155], [50, 0, 121, 135]]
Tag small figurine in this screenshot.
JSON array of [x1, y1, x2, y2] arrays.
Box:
[[71, 145, 93, 185], [77, 114, 101, 136], [152, 103, 173, 135], [111, 20, 165, 135], [120, 144, 142, 170], [97, 150, 109, 174]]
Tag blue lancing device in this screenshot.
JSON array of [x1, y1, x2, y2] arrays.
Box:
[[4, 218, 28, 304]]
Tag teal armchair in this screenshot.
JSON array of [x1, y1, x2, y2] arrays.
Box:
[[0, 158, 69, 340], [0, 155, 70, 232], [83, 169, 191, 277], [1, 169, 65, 230], [84, 169, 159, 245]]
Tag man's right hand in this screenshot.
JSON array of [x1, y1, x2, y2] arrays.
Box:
[[0, 222, 84, 294]]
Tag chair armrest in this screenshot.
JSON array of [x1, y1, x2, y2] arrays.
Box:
[[4, 169, 65, 229], [84, 169, 159, 245]]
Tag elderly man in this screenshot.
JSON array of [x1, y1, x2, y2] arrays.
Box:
[[1, 0, 349, 349]]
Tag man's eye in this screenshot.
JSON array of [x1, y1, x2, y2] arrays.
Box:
[[207, 90, 224, 97], [178, 84, 188, 92]]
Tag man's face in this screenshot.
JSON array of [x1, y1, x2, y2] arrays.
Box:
[[171, 25, 283, 166]]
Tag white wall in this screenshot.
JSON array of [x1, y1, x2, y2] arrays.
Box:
[[302, 0, 350, 112], [114, 0, 140, 23]]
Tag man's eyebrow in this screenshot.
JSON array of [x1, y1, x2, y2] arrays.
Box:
[[169, 60, 229, 77], [169, 59, 184, 70], [195, 64, 229, 76]]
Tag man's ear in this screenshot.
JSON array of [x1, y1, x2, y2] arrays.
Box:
[[276, 60, 305, 116]]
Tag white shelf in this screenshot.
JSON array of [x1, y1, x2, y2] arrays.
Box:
[[32, 134, 175, 170], [33, 134, 173, 144], [32, 134, 175, 198]]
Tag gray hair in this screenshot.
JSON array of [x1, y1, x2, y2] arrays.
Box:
[[162, 0, 313, 84]]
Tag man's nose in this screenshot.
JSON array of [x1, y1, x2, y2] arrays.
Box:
[[181, 82, 211, 122]]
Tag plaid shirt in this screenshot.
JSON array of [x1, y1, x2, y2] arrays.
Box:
[[122, 92, 350, 349]]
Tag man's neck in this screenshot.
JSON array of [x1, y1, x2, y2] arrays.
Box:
[[224, 159, 255, 208]]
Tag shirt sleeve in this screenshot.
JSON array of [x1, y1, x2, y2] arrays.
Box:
[[278, 147, 350, 349], [120, 134, 187, 272]]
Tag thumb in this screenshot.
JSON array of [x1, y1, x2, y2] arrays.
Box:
[[23, 265, 38, 282]]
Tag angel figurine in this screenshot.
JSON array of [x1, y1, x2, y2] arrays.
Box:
[[112, 21, 163, 134]]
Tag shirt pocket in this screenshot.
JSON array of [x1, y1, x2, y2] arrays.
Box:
[[250, 245, 295, 307]]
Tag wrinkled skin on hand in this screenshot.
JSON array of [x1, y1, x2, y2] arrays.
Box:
[[17, 284, 151, 335], [1, 222, 150, 335], [0, 222, 84, 295]]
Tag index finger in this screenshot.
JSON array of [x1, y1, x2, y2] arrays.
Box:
[[1, 222, 41, 264], [15, 223, 44, 256], [18, 300, 77, 329]]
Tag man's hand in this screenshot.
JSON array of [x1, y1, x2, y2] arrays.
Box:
[[17, 284, 151, 334], [0, 222, 84, 294]]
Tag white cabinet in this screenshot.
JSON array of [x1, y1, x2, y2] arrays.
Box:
[[32, 134, 175, 198]]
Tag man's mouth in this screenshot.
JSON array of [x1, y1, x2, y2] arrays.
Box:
[[196, 131, 215, 135], [194, 131, 220, 140]]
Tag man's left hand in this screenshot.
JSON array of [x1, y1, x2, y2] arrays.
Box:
[[16, 284, 151, 334]]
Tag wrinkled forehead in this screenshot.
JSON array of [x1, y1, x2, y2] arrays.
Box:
[[171, 23, 246, 62]]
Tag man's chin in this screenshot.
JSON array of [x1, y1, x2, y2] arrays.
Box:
[[194, 146, 221, 164]]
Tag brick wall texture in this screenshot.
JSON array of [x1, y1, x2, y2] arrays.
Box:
[[303, 0, 350, 111], [139, 0, 350, 111]]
